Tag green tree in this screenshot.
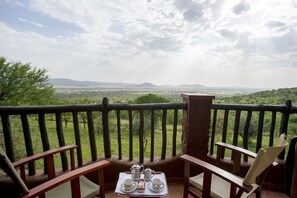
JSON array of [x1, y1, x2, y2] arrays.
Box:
[[238, 117, 258, 143], [129, 94, 170, 134], [131, 93, 170, 104], [0, 57, 54, 105]]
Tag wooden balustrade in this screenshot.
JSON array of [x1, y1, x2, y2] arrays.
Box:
[[209, 100, 296, 161], [0, 95, 296, 191], [0, 99, 186, 175]]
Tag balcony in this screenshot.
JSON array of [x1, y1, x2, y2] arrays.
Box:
[[0, 94, 296, 197]]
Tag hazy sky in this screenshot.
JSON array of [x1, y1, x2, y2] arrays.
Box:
[[0, 0, 297, 88]]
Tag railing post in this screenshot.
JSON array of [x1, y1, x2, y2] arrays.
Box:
[[1, 114, 15, 162], [280, 100, 292, 135], [279, 100, 292, 159], [181, 94, 215, 160], [102, 97, 111, 158]]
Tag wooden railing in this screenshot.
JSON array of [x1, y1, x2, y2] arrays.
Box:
[[209, 100, 297, 161], [1, 94, 296, 189], [0, 98, 186, 177]]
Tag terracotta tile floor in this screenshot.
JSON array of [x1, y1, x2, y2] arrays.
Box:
[[106, 181, 288, 198]]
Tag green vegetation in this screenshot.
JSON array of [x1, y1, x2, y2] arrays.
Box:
[[215, 87, 297, 105], [0, 57, 54, 105], [54, 89, 183, 103], [130, 93, 170, 104], [213, 88, 297, 148], [128, 94, 174, 135]]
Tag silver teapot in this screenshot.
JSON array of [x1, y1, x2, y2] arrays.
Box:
[[144, 167, 155, 181], [130, 164, 144, 180]]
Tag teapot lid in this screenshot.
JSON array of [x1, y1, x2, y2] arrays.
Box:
[[131, 164, 142, 168], [144, 167, 152, 171]]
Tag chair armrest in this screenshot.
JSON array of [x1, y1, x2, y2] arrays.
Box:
[[13, 145, 78, 168], [24, 160, 110, 198], [180, 154, 253, 193], [216, 142, 257, 158]]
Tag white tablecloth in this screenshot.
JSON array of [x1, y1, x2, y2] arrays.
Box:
[[115, 172, 168, 197]]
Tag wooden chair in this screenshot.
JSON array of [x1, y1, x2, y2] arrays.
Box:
[[0, 145, 110, 198], [285, 136, 297, 197], [180, 134, 288, 198]]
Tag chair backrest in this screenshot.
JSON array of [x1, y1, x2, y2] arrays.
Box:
[[243, 134, 288, 185], [285, 136, 297, 196], [0, 146, 29, 196]]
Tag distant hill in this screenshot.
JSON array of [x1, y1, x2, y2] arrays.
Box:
[[48, 78, 204, 89], [177, 84, 206, 89], [48, 78, 263, 94], [49, 78, 294, 103], [217, 87, 297, 105], [125, 82, 157, 88], [49, 78, 134, 87]]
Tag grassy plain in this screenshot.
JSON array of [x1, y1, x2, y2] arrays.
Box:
[[54, 86, 260, 103]]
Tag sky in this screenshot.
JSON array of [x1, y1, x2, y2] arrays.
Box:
[[0, 0, 297, 89]]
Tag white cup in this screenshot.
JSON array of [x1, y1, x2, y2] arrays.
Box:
[[152, 178, 162, 190], [123, 178, 134, 190]]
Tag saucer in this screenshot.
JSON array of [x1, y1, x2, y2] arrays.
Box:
[[148, 181, 164, 192], [121, 182, 137, 193]]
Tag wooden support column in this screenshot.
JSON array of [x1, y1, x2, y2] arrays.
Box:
[[181, 93, 215, 160]]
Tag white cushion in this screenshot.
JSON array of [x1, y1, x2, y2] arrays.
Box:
[[45, 176, 99, 198], [190, 173, 258, 198]]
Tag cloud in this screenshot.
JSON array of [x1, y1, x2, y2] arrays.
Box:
[[173, 0, 194, 11], [266, 20, 286, 29], [18, 17, 44, 28], [18, 17, 28, 23], [235, 29, 297, 56], [145, 36, 182, 52], [218, 28, 238, 41], [183, 7, 204, 22], [267, 30, 297, 55], [1, 0, 297, 88], [216, 25, 297, 60], [25, 0, 187, 55], [173, 0, 205, 22], [233, 1, 250, 15], [31, 21, 44, 28]]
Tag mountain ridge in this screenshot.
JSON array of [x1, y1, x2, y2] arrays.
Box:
[[48, 78, 267, 94], [48, 78, 206, 89]]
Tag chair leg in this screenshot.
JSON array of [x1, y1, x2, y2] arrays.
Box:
[[183, 162, 190, 198], [255, 188, 261, 198], [98, 170, 105, 198], [184, 191, 189, 198]]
